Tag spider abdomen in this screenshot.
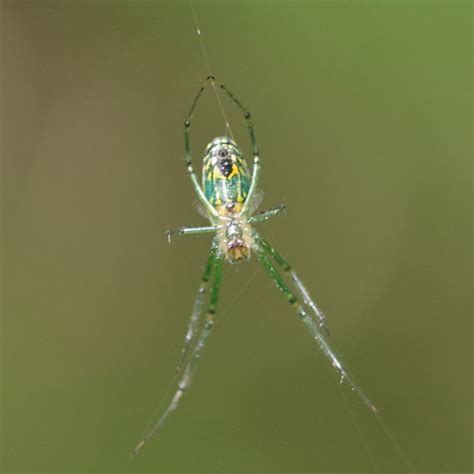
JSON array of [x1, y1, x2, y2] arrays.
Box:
[[202, 137, 251, 215]]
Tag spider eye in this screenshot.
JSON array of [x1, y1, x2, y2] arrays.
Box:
[[218, 148, 228, 158]]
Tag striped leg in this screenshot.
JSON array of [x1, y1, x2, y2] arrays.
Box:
[[132, 255, 224, 456], [184, 77, 219, 220], [254, 242, 377, 413], [249, 204, 287, 224], [185, 76, 260, 216], [166, 225, 220, 243], [216, 81, 261, 214], [175, 245, 217, 373], [256, 235, 329, 335]]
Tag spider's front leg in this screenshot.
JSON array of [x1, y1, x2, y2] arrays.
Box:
[[175, 245, 216, 373], [132, 250, 224, 456], [256, 235, 328, 334], [252, 233, 377, 413]]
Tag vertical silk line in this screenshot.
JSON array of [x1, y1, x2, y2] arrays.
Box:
[[190, 0, 235, 140]]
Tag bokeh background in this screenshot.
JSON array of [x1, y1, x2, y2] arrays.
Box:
[[1, 1, 471, 473]]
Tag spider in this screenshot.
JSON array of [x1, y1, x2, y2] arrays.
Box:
[[132, 76, 376, 456]]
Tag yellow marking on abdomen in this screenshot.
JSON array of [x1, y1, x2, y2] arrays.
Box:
[[226, 164, 239, 180]]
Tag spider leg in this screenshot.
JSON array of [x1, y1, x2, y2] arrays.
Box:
[[249, 204, 287, 224], [253, 240, 377, 413], [256, 235, 328, 334], [166, 225, 220, 243], [184, 77, 220, 220], [175, 245, 217, 373], [186, 76, 261, 216], [216, 80, 260, 214], [132, 253, 224, 456]]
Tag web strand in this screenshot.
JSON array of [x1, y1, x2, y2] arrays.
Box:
[[190, 0, 234, 139]]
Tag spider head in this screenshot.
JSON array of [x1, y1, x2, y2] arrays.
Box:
[[226, 238, 250, 262], [223, 222, 252, 263]]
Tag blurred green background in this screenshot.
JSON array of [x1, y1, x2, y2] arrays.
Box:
[[1, 1, 471, 473]]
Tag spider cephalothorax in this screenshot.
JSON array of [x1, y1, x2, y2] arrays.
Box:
[[216, 217, 254, 262]]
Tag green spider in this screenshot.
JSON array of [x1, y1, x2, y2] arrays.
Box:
[[132, 76, 376, 456]]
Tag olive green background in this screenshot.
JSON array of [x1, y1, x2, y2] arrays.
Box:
[[1, 1, 471, 473]]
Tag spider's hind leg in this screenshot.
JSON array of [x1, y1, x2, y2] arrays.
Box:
[[184, 77, 220, 220], [215, 80, 261, 214]]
